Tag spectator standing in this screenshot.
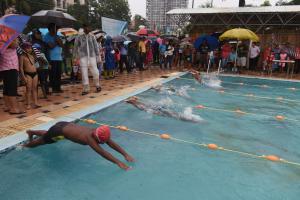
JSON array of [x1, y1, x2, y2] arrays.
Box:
[[128, 42, 137, 71], [119, 43, 130, 73], [43, 23, 64, 93], [221, 42, 231, 70], [159, 40, 166, 69], [249, 42, 260, 71], [0, 39, 23, 114], [104, 36, 116, 79], [199, 40, 209, 69], [31, 29, 50, 98], [165, 40, 174, 69], [237, 43, 247, 72], [137, 37, 146, 71], [73, 24, 101, 95]]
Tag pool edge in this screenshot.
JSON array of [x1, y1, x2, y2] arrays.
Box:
[[0, 72, 188, 153]]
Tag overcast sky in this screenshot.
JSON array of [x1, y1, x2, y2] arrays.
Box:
[[128, 0, 281, 17]]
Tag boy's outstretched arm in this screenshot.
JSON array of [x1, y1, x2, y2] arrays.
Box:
[[107, 139, 135, 162], [87, 137, 131, 170]]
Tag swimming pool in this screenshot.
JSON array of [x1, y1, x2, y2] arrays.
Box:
[[1, 73, 300, 200]]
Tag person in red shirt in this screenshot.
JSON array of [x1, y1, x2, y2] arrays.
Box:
[[221, 42, 231, 70]]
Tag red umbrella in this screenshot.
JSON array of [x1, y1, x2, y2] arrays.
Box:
[[137, 28, 159, 37]]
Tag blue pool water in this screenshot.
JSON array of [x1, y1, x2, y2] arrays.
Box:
[[1, 74, 300, 200]]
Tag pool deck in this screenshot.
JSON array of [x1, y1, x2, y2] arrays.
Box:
[[0, 68, 186, 152]]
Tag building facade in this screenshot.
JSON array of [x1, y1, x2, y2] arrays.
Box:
[[146, 0, 188, 33], [54, 0, 85, 11]]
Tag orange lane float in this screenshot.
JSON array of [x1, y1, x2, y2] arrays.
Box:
[[84, 119, 96, 124], [261, 85, 269, 88], [218, 90, 225, 94], [264, 155, 280, 162], [195, 105, 205, 109], [275, 115, 285, 121], [235, 109, 246, 115], [160, 134, 171, 140], [246, 93, 254, 97], [207, 143, 218, 150], [117, 126, 129, 131]]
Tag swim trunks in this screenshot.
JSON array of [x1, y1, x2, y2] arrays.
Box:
[[43, 122, 69, 144]]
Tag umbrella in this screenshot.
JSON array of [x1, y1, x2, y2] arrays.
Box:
[[219, 28, 259, 42], [160, 34, 179, 42], [58, 28, 78, 36], [126, 33, 141, 42], [181, 37, 191, 42], [0, 14, 30, 54], [29, 10, 76, 28], [180, 41, 193, 47], [194, 35, 219, 50], [137, 28, 159, 37], [112, 35, 129, 43], [124, 41, 132, 46]]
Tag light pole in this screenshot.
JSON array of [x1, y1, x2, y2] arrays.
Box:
[[192, 0, 194, 8]]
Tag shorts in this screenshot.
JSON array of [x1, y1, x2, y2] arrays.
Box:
[[0, 69, 18, 96], [43, 122, 69, 144], [237, 57, 246, 67]]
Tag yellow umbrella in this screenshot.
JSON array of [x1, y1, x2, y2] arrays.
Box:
[[219, 28, 259, 42]]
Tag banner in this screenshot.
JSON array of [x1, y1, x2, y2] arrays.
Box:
[[101, 17, 127, 37]]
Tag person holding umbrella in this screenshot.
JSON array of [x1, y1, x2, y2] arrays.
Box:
[[73, 24, 101, 95], [43, 23, 64, 93]]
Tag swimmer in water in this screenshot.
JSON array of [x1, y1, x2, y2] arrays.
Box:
[[126, 96, 202, 123], [189, 69, 202, 83], [151, 84, 176, 92], [24, 122, 134, 170]]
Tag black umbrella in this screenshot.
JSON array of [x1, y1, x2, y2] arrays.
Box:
[[112, 35, 129, 43], [29, 10, 77, 28], [126, 33, 141, 42]]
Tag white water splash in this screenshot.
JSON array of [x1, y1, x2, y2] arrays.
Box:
[[176, 86, 191, 98], [157, 97, 174, 107], [203, 73, 222, 89], [180, 107, 204, 123]]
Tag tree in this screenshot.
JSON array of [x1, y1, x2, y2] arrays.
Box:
[[239, 0, 246, 7], [261, 0, 272, 6], [276, 0, 291, 5], [1, 0, 54, 16], [67, 0, 131, 29], [131, 14, 148, 31]]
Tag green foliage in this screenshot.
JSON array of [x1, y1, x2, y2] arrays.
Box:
[[132, 14, 148, 31], [68, 0, 131, 30], [1, 0, 54, 16], [239, 0, 246, 7], [261, 0, 272, 6]]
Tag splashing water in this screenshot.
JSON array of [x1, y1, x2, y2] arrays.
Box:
[[203, 73, 222, 89], [176, 86, 191, 98], [180, 107, 204, 123]]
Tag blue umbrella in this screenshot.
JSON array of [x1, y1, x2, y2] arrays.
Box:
[[194, 35, 219, 50], [0, 14, 30, 54]]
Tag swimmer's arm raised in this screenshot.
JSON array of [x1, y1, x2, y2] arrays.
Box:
[[87, 137, 130, 170], [107, 139, 135, 162]]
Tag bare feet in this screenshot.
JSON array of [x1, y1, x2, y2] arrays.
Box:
[[26, 130, 35, 141], [26, 104, 31, 110]]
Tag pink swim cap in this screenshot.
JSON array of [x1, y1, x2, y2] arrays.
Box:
[[93, 125, 111, 144]]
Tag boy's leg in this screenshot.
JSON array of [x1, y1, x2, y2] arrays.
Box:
[[25, 76, 33, 109], [88, 58, 100, 89], [32, 75, 39, 107]]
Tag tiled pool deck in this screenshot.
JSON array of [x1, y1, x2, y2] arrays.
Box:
[[0, 68, 181, 139]]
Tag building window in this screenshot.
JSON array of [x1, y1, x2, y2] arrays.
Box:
[[56, 0, 61, 7]]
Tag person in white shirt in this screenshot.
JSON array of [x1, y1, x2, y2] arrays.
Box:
[[249, 42, 260, 71], [73, 24, 101, 95]]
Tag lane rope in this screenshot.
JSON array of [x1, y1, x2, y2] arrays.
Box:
[[194, 104, 300, 123], [80, 118, 300, 168], [177, 77, 299, 91]]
